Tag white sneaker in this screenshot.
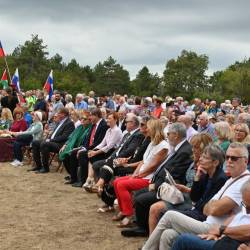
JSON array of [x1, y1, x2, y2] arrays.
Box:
[[13, 160, 23, 167], [10, 159, 18, 166], [83, 178, 95, 192]]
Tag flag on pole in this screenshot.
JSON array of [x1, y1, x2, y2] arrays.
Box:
[[1, 69, 8, 89], [11, 68, 20, 92], [43, 70, 53, 100], [0, 41, 5, 57]]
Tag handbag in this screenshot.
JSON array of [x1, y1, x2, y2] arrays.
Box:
[[156, 169, 184, 205], [101, 183, 116, 207]]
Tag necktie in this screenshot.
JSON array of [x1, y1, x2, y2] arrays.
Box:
[[89, 124, 97, 147], [115, 132, 131, 156]]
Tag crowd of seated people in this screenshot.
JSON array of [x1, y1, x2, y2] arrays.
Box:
[[1, 86, 250, 250]]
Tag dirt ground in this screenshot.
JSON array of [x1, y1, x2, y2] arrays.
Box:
[[0, 162, 145, 250]]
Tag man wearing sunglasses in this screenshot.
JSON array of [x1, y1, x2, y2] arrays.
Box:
[[141, 142, 250, 250], [171, 178, 250, 250]]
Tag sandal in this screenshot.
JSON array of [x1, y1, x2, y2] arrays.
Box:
[[97, 206, 115, 213], [117, 216, 134, 228], [112, 212, 125, 221]]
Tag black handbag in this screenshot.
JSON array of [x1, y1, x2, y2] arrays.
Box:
[[101, 184, 116, 207]]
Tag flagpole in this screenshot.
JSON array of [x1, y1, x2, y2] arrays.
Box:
[[4, 55, 12, 84]]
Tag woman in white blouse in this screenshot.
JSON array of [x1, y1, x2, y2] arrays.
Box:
[[112, 119, 170, 227], [83, 112, 123, 189]]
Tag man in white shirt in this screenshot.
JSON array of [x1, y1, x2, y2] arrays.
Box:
[[171, 178, 250, 250], [142, 142, 250, 250]]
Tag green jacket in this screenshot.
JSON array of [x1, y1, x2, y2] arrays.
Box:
[[59, 124, 91, 161]]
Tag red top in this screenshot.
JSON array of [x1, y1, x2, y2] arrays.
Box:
[[152, 106, 163, 119], [10, 119, 28, 132]]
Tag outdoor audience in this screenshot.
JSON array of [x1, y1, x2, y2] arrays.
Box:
[[1, 88, 250, 250]]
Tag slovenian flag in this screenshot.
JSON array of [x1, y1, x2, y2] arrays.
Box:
[[0, 41, 5, 57], [43, 70, 53, 100], [1, 69, 8, 89], [12, 68, 20, 92]]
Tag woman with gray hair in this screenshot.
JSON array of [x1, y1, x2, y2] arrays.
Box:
[[214, 121, 232, 152]]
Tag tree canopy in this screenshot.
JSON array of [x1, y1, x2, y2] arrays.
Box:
[[1, 34, 250, 103]]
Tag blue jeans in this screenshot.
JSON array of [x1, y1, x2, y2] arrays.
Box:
[[171, 233, 216, 250]]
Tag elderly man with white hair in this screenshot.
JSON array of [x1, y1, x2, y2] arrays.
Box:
[[198, 112, 216, 140], [75, 93, 88, 110]]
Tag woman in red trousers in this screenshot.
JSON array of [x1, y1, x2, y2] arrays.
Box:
[[113, 118, 170, 227]]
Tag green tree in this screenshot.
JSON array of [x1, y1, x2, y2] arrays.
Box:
[[131, 66, 160, 96], [93, 56, 130, 95], [163, 50, 209, 99]]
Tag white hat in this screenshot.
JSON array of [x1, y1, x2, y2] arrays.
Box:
[[34, 111, 43, 121]]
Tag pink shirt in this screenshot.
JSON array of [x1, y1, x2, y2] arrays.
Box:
[[95, 125, 123, 153]]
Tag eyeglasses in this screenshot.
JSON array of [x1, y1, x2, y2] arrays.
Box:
[[235, 129, 247, 133], [225, 155, 246, 162]]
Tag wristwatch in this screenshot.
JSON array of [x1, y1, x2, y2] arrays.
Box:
[[219, 225, 227, 236]]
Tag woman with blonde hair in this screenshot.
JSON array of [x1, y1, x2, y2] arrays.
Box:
[[214, 121, 232, 152], [0, 107, 27, 133], [112, 119, 170, 227], [0, 107, 13, 130], [233, 123, 250, 145], [70, 109, 81, 128], [225, 114, 235, 131]]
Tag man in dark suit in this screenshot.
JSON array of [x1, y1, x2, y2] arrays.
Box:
[[121, 122, 193, 237], [88, 113, 145, 191], [71, 108, 109, 187], [30, 108, 75, 173]]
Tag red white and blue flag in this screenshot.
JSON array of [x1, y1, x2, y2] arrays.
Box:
[[43, 70, 53, 100], [0, 41, 5, 57], [12, 68, 20, 92]]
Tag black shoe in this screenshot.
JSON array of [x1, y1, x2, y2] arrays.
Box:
[[121, 227, 148, 237], [37, 168, 49, 174], [64, 180, 77, 185], [71, 182, 83, 188], [27, 167, 41, 172], [64, 176, 71, 181]]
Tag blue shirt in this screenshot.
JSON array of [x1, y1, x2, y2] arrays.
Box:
[[106, 98, 115, 110], [24, 112, 33, 128], [75, 101, 88, 110]]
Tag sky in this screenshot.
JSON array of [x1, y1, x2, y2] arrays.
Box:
[[1, 0, 250, 78]]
